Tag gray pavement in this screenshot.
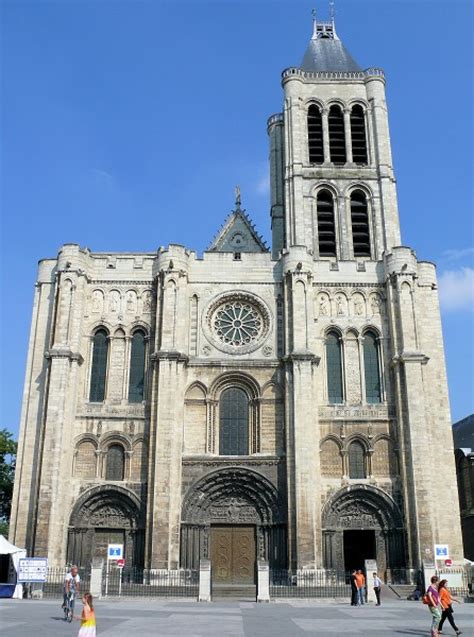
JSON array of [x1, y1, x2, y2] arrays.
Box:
[[1, 598, 473, 636]]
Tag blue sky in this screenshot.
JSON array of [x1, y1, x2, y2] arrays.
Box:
[[1, 0, 473, 437]]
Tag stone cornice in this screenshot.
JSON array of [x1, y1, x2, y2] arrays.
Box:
[[188, 358, 281, 369], [392, 352, 430, 366], [45, 348, 84, 364], [182, 455, 283, 467], [284, 352, 321, 365], [89, 280, 153, 286], [151, 350, 189, 363]]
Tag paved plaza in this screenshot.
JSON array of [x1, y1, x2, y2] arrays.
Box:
[[1, 598, 473, 637]]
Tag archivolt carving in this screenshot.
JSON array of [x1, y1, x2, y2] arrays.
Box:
[[322, 485, 403, 531], [69, 485, 142, 529], [181, 468, 282, 526]]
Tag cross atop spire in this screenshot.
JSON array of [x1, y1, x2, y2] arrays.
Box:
[[234, 185, 241, 211], [311, 3, 339, 40]]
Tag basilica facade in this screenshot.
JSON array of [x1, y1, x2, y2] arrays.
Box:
[[10, 17, 463, 584]]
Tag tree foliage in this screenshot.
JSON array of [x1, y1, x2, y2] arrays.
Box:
[[0, 429, 17, 535]]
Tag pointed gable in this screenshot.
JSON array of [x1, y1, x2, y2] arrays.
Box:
[[207, 210, 269, 253]]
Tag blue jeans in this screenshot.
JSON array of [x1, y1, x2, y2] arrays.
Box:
[[358, 587, 365, 605]]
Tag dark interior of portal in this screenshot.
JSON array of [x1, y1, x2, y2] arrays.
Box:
[[343, 530, 376, 571]]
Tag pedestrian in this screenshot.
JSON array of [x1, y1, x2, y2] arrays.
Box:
[[425, 575, 442, 637], [373, 571, 382, 606], [77, 592, 96, 637], [350, 569, 358, 606], [438, 579, 462, 635], [355, 569, 366, 605]]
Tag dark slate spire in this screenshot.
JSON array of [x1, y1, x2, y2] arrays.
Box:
[[301, 11, 361, 73]]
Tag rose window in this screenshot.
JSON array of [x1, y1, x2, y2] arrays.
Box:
[[213, 301, 263, 347]]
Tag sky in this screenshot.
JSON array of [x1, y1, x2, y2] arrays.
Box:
[[1, 0, 473, 437]]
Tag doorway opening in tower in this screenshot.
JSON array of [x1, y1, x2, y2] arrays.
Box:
[[343, 530, 376, 572]]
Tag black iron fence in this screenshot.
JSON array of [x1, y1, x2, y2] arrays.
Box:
[[270, 569, 351, 598], [41, 567, 91, 599], [103, 567, 199, 598]]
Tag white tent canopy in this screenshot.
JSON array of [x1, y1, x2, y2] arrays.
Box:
[[0, 534, 26, 599]]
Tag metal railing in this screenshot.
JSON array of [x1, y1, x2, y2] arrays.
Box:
[[434, 567, 470, 597], [41, 567, 91, 599], [270, 569, 351, 598], [103, 567, 199, 598]]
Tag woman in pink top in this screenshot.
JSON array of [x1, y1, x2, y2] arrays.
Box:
[[426, 575, 442, 637]]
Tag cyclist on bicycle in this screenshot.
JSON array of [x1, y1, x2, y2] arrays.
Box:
[[63, 565, 81, 610]]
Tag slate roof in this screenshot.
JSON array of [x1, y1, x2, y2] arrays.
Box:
[[301, 37, 361, 72], [453, 414, 474, 450]]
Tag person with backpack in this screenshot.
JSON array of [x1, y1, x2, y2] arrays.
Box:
[[438, 579, 462, 635], [424, 575, 442, 637]]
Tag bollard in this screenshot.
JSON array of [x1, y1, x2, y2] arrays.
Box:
[[90, 557, 104, 599], [257, 560, 270, 602], [199, 559, 211, 602]]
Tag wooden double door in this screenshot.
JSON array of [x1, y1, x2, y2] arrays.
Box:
[[211, 526, 256, 585]]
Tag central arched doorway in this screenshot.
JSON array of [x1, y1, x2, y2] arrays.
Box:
[[67, 485, 145, 568], [322, 485, 406, 575], [180, 468, 286, 586]]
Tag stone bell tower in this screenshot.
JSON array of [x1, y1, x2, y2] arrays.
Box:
[[268, 11, 401, 261], [268, 13, 463, 570]]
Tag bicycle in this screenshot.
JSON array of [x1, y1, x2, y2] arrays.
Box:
[[64, 590, 75, 623]]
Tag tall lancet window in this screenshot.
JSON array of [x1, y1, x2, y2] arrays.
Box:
[[351, 190, 371, 257], [326, 331, 343, 404], [363, 331, 382, 403], [328, 105, 346, 165], [349, 441, 366, 478], [105, 444, 125, 481], [219, 388, 249, 455], [308, 104, 324, 164], [89, 329, 108, 402], [350, 105, 368, 165], [128, 330, 146, 403], [317, 189, 337, 257]]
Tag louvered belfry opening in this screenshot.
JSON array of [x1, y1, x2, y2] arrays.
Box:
[[328, 105, 346, 165], [350, 190, 371, 257], [307, 104, 324, 164], [317, 189, 337, 257], [350, 105, 368, 165]]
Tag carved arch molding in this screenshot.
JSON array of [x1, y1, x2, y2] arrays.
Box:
[[322, 484, 403, 530]]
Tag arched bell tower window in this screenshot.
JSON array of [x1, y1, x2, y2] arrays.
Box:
[[308, 104, 324, 164], [348, 441, 366, 478], [350, 105, 368, 165], [328, 105, 346, 165], [219, 387, 249, 455], [351, 190, 371, 257], [105, 444, 125, 481], [326, 331, 343, 404], [89, 329, 108, 402], [317, 190, 337, 257], [363, 331, 382, 403], [128, 330, 146, 403]]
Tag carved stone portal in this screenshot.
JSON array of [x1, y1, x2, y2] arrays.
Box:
[[180, 468, 287, 571], [321, 485, 405, 570], [67, 485, 145, 568]]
